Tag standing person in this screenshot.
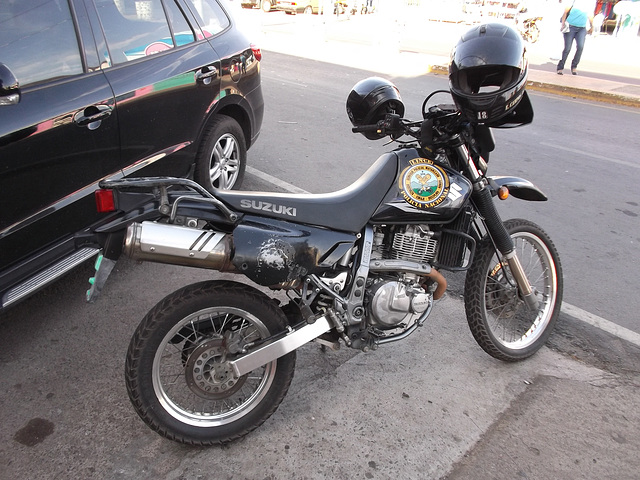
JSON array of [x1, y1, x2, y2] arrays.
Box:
[[557, 0, 595, 75]]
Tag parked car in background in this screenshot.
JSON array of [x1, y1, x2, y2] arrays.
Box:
[[241, 0, 276, 12], [276, 0, 324, 15], [0, 0, 263, 311]]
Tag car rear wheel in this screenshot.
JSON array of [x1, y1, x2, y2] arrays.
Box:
[[195, 116, 246, 191], [261, 0, 272, 12]]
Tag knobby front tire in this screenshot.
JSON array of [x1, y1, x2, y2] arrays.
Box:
[[464, 219, 563, 361], [125, 280, 296, 445]]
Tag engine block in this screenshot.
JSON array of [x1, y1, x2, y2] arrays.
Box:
[[389, 226, 437, 264]]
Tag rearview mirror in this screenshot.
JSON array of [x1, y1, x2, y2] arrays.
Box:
[[0, 63, 20, 106]]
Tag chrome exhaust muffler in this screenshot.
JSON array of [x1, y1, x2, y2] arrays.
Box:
[[123, 221, 235, 271]]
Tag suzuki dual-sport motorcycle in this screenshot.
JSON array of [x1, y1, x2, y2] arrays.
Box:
[[87, 24, 562, 445]]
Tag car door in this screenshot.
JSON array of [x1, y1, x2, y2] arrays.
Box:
[[89, 0, 225, 179], [0, 0, 119, 273]]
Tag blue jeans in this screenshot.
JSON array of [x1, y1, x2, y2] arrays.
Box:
[[557, 25, 587, 71]]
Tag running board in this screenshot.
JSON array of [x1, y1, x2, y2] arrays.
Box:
[[2, 247, 100, 308], [229, 315, 332, 377]]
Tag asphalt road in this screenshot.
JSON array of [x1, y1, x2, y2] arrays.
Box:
[[231, 5, 640, 336], [1, 188, 638, 480], [1, 230, 638, 480], [249, 50, 640, 338]]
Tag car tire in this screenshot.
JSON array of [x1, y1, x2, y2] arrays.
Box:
[[195, 116, 246, 191], [261, 0, 272, 12]]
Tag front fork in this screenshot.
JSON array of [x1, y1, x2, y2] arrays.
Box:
[[455, 142, 539, 311], [503, 250, 538, 310]]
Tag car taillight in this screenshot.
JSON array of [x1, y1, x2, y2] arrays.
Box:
[[251, 43, 262, 62], [95, 189, 115, 213]]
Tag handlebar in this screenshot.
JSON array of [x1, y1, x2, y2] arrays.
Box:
[[351, 124, 382, 134], [351, 105, 463, 147]]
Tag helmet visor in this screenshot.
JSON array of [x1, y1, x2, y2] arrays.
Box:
[[452, 65, 522, 95]]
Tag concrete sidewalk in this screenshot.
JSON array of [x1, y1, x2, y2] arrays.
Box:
[[2, 258, 638, 479], [236, 8, 640, 107], [525, 67, 640, 106]]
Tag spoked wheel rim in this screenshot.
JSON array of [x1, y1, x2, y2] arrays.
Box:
[[152, 307, 276, 427], [483, 232, 558, 350], [209, 133, 241, 189]]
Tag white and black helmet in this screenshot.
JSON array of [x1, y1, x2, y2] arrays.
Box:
[[449, 23, 529, 126]]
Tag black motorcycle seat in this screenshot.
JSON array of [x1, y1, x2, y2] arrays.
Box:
[[214, 152, 399, 233]]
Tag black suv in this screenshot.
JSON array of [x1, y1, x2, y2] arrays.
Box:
[[0, 0, 263, 311]]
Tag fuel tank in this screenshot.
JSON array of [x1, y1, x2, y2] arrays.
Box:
[[371, 148, 472, 224]]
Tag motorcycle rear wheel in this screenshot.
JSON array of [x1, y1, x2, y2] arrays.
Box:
[[125, 280, 296, 445], [464, 219, 563, 361]]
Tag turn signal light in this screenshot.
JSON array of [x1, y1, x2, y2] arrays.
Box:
[[497, 186, 510, 200], [95, 189, 115, 213]]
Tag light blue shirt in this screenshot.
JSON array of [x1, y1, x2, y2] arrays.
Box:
[[567, 0, 596, 28]]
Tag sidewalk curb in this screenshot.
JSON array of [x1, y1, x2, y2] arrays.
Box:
[[526, 80, 640, 108], [428, 64, 640, 108]]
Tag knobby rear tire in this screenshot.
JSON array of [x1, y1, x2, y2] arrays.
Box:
[[125, 280, 296, 445], [464, 219, 563, 361]]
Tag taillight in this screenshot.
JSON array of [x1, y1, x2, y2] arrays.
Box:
[[251, 43, 262, 62], [95, 189, 115, 213]]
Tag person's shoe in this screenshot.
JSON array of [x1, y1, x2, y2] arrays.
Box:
[[571, 69, 577, 75], [557, 70, 563, 75]]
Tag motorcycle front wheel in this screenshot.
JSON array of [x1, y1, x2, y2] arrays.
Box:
[[464, 219, 563, 361], [125, 280, 296, 445]]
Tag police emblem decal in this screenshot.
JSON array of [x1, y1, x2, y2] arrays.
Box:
[[399, 159, 450, 209]]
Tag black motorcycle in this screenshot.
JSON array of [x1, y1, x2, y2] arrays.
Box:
[[87, 24, 563, 446]]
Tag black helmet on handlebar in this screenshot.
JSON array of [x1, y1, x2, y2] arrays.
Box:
[[449, 23, 529, 127], [346, 77, 405, 140]]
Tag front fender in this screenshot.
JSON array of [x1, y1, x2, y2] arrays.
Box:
[[489, 176, 547, 201]]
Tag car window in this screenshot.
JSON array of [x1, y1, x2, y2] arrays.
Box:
[[164, 0, 196, 46], [0, 0, 83, 86], [95, 0, 196, 65], [183, 0, 230, 38]]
